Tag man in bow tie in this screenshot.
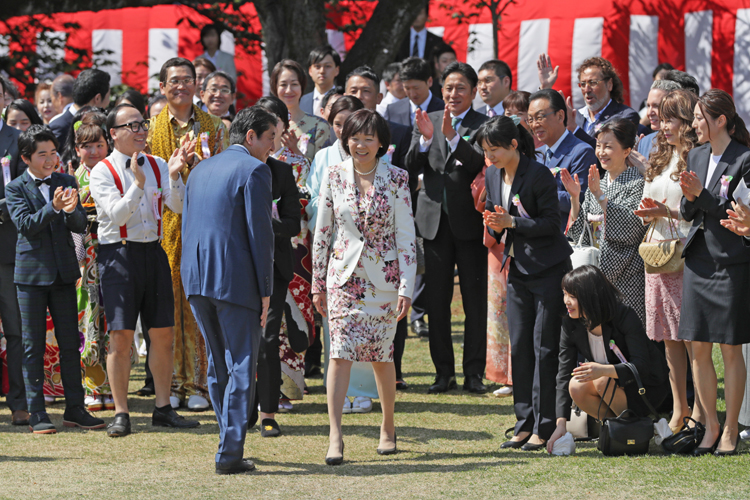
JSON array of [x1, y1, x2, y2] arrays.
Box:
[[5, 125, 105, 434], [88, 103, 199, 437], [405, 61, 489, 395]]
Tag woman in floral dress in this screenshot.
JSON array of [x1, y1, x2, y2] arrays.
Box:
[[313, 110, 417, 465]]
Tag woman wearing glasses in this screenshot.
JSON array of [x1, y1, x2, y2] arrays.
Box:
[[270, 59, 333, 161]]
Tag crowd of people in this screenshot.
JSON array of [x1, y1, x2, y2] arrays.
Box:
[[1, 2, 750, 473]]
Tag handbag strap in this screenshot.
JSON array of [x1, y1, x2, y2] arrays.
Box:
[[596, 377, 616, 423], [578, 218, 595, 246], [643, 205, 679, 243], [622, 362, 660, 419]]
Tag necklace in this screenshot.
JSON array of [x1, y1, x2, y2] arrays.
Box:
[[353, 162, 378, 176]]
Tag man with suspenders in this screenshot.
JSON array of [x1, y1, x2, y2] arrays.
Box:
[[89, 103, 199, 437]]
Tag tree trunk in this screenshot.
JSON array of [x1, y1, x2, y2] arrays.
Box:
[[341, 0, 424, 80]]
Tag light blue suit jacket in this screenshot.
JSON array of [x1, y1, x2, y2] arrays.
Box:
[[181, 145, 274, 310]]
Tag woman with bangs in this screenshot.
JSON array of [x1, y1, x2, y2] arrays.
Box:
[[633, 89, 703, 433]]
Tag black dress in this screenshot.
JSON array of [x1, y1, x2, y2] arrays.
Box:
[[678, 140, 750, 345]]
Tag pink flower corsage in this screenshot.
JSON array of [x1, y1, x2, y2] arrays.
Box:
[[720, 175, 733, 199]]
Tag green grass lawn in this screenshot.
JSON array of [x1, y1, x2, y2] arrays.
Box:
[[0, 294, 747, 499]]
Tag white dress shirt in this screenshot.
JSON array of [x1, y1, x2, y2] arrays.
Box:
[[410, 28, 427, 58], [89, 149, 184, 244], [485, 102, 504, 118], [25, 169, 68, 214], [418, 107, 471, 153], [312, 88, 326, 117], [376, 92, 404, 116], [410, 91, 434, 125]]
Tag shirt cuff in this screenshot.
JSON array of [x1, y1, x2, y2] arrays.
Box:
[[447, 134, 460, 152], [419, 135, 432, 152]]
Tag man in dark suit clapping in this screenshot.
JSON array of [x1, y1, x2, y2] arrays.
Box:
[[405, 62, 488, 394]]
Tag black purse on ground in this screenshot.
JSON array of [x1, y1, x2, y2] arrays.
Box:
[[597, 362, 659, 456], [661, 417, 706, 454]]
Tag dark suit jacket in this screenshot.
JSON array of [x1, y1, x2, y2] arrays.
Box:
[[395, 30, 444, 63], [556, 302, 670, 419], [405, 108, 487, 241], [181, 145, 274, 311], [384, 94, 445, 127], [0, 124, 24, 265], [681, 140, 750, 265], [267, 157, 302, 283], [5, 170, 86, 286], [547, 132, 598, 231], [574, 100, 640, 149], [485, 154, 572, 274], [49, 108, 75, 147], [300, 92, 314, 116]]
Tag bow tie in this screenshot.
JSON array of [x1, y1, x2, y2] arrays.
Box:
[[34, 177, 52, 187], [125, 156, 145, 169]]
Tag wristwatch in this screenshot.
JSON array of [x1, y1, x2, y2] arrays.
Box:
[[598, 192, 607, 202], [510, 216, 517, 229]]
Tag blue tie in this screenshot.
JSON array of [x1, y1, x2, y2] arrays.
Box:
[[546, 149, 553, 166], [451, 117, 462, 130]]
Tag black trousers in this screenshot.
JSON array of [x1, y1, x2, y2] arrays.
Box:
[[424, 214, 487, 378], [507, 258, 570, 440], [17, 276, 85, 414], [256, 275, 289, 414], [0, 263, 26, 411], [394, 318, 407, 380], [409, 274, 426, 323]]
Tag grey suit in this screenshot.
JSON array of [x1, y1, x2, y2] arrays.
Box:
[[0, 123, 25, 412], [384, 95, 445, 127]]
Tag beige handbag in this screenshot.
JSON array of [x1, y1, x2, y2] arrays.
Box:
[[638, 210, 684, 274]]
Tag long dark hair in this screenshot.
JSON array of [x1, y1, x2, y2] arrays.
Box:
[[561, 265, 624, 330], [4, 99, 44, 126], [646, 90, 698, 183], [697, 89, 750, 148], [476, 115, 536, 160]]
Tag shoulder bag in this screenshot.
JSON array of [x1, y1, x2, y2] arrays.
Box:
[[638, 210, 684, 274], [597, 362, 659, 456], [661, 416, 706, 454]]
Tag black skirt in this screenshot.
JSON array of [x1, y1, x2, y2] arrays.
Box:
[[678, 232, 750, 345]]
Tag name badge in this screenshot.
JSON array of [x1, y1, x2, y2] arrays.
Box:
[[1, 155, 11, 186]]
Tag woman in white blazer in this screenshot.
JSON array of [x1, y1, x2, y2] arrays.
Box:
[[312, 109, 417, 465]]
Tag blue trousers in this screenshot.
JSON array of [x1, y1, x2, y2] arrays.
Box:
[[189, 295, 261, 465]]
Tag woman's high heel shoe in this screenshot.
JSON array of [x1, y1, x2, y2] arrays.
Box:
[[377, 433, 397, 455], [715, 431, 741, 456], [694, 429, 722, 456], [325, 440, 345, 466]]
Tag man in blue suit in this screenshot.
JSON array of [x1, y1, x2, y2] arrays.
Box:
[[300, 45, 341, 117], [528, 90, 597, 231], [181, 106, 275, 475]]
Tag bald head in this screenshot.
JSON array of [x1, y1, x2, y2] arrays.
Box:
[[51, 74, 75, 115]]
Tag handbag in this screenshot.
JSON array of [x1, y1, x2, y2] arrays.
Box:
[[638, 209, 684, 274], [661, 416, 706, 454], [596, 362, 659, 456], [570, 220, 600, 269], [567, 404, 600, 441]]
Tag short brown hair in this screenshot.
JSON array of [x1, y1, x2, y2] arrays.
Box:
[[269, 59, 306, 97], [341, 109, 391, 158], [502, 90, 531, 114], [193, 56, 217, 73], [576, 57, 625, 104]]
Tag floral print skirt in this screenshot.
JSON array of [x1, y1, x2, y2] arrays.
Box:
[[327, 263, 398, 363]]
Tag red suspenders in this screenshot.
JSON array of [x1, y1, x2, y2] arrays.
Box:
[[101, 155, 162, 242]]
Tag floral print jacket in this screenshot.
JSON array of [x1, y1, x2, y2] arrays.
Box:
[[312, 157, 417, 298]]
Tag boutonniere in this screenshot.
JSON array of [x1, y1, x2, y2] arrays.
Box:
[[720, 175, 733, 199], [1, 155, 10, 168], [386, 144, 396, 163], [1, 155, 10, 185], [299, 133, 312, 155], [550, 167, 561, 176], [200, 132, 211, 159], [462, 135, 471, 141], [609, 340, 628, 363], [512, 194, 531, 218]]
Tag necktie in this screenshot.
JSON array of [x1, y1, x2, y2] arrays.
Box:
[[545, 149, 553, 166], [451, 116, 462, 130], [125, 156, 145, 169], [487, 108, 496, 118], [34, 177, 51, 187], [412, 34, 419, 57]]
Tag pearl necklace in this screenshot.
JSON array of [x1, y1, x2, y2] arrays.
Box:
[[353, 161, 378, 176]]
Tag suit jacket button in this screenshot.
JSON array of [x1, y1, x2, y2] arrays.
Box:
[[360, 237, 363, 241]]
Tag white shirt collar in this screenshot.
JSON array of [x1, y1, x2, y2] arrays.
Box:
[[579, 99, 611, 124], [549, 129, 570, 154], [410, 90, 433, 115], [111, 148, 143, 165], [490, 102, 504, 116], [26, 169, 50, 182], [451, 107, 471, 121]]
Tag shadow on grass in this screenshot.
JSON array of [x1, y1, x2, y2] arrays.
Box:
[[0, 455, 58, 463], [269, 424, 495, 442]]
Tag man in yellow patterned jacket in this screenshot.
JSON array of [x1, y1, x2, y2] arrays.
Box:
[[148, 57, 229, 411]]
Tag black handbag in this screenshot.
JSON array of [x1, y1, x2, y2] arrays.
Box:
[[596, 362, 659, 456], [661, 416, 706, 454]]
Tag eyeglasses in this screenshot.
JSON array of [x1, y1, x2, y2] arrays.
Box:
[[112, 121, 150, 133], [527, 110, 555, 125], [577, 78, 609, 89], [166, 77, 195, 87], [206, 87, 232, 96]]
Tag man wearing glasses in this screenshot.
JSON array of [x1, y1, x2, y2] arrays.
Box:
[[147, 58, 229, 413], [537, 55, 640, 149], [89, 103, 200, 436]]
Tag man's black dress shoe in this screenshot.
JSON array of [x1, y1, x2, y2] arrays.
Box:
[[107, 413, 131, 437], [215, 459, 256, 475], [63, 405, 106, 430], [152, 408, 200, 428], [411, 319, 429, 337], [521, 441, 546, 451], [428, 375, 457, 394], [500, 434, 531, 449], [463, 375, 487, 394], [29, 411, 56, 434]]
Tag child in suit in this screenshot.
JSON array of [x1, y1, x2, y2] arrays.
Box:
[[5, 125, 105, 434]]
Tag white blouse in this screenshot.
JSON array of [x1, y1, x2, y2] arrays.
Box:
[[641, 152, 692, 241], [587, 332, 609, 364]]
